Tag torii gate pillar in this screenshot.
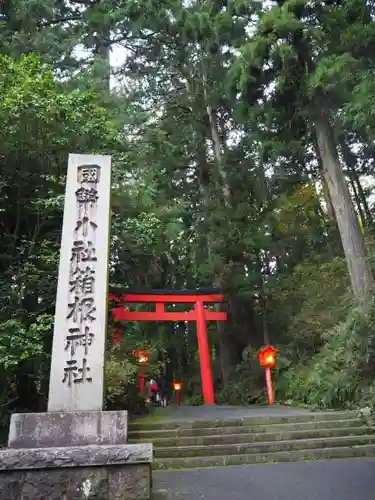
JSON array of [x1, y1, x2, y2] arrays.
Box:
[[195, 300, 215, 404], [109, 290, 227, 405]]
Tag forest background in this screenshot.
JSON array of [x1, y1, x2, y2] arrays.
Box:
[[1, 0, 375, 443]]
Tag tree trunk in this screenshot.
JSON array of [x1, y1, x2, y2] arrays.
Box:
[[201, 61, 231, 207], [218, 301, 239, 383], [321, 176, 336, 221], [313, 134, 336, 221], [283, 2, 373, 301], [93, 23, 111, 92], [260, 257, 270, 345], [340, 140, 368, 227], [314, 113, 373, 303], [201, 67, 241, 381], [355, 173, 373, 226], [187, 60, 250, 382]]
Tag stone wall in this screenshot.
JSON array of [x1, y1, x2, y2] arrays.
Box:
[[0, 464, 150, 500], [0, 443, 152, 500]]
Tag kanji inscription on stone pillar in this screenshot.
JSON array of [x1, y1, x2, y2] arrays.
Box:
[[48, 154, 112, 412]]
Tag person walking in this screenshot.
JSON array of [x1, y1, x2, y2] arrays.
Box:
[[158, 374, 169, 407], [157, 361, 171, 407], [148, 379, 159, 404]]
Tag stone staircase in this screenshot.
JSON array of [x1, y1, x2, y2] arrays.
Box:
[[129, 410, 375, 470]]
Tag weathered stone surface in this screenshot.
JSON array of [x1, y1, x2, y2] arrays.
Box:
[[154, 444, 375, 470], [108, 464, 151, 500], [48, 153, 112, 413], [129, 417, 363, 440], [0, 443, 152, 470], [130, 409, 359, 431], [130, 425, 369, 448], [8, 411, 128, 449], [0, 464, 151, 500], [154, 434, 375, 458]]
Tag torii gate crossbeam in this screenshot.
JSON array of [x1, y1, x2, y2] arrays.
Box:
[[109, 289, 227, 405]]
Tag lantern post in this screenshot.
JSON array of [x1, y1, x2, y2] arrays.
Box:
[[133, 349, 150, 396], [173, 382, 182, 406], [258, 346, 278, 405], [109, 290, 227, 405]]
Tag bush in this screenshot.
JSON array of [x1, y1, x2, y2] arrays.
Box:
[[183, 394, 203, 406], [104, 353, 148, 416], [180, 372, 204, 399], [216, 347, 268, 405], [0, 314, 52, 446], [277, 296, 375, 409], [266, 258, 351, 359]]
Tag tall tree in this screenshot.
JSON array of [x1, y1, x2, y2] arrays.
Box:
[[233, 0, 374, 303]]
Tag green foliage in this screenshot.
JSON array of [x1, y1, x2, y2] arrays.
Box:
[[180, 371, 203, 400], [0, 55, 113, 152], [104, 351, 148, 416], [278, 297, 375, 409], [0, 53, 119, 441], [307, 54, 359, 96], [183, 394, 204, 406], [216, 349, 267, 406], [0, 314, 52, 444], [344, 71, 375, 138], [266, 257, 351, 356], [0, 315, 51, 372], [104, 340, 165, 416]]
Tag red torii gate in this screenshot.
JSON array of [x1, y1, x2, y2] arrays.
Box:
[[108, 289, 227, 405]]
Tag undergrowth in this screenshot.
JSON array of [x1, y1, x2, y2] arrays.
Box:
[[277, 295, 375, 409]]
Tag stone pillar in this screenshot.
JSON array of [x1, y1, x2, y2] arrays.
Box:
[[48, 154, 111, 412], [0, 155, 153, 500]]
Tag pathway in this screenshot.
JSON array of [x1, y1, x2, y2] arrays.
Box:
[[136, 403, 314, 423], [153, 458, 375, 500], [132, 405, 375, 499]]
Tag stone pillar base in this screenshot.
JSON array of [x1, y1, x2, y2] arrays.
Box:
[[8, 411, 128, 448], [0, 443, 152, 500]]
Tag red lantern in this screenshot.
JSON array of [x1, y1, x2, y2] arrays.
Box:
[[173, 382, 182, 406], [258, 346, 278, 405], [131, 349, 150, 396], [132, 349, 149, 364], [258, 345, 278, 369]]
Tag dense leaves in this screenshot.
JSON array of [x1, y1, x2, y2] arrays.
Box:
[[0, 55, 119, 439], [278, 297, 375, 409]]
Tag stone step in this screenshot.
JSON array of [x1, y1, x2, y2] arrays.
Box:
[[129, 417, 363, 440], [154, 434, 375, 458], [130, 410, 358, 432], [153, 444, 375, 470], [130, 425, 369, 448]]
